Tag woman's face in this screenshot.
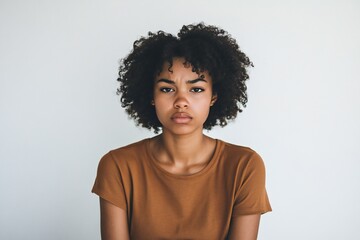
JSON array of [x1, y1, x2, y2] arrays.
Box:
[[153, 58, 217, 136]]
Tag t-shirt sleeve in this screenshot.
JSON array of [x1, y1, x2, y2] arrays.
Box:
[[91, 151, 127, 210], [232, 151, 272, 216]]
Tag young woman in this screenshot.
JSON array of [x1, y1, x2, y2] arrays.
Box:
[[92, 23, 271, 240]]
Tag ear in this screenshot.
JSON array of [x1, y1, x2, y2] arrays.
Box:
[[210, 94, 217, 106]]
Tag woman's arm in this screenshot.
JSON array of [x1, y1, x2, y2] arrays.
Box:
[[227, 214, 261, 240], [99, 198, 130, 240]]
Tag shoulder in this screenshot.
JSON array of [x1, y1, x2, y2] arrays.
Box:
[[222, 140, 258, 155], [219, 140, 265, 170], [99, 139, 149, 168], [110, 139, 148, 158]]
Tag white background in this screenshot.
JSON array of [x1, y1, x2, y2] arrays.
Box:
[[1, 0, 359, 239]]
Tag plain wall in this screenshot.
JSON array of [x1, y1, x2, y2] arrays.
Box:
[[1, 0, 359, 239]]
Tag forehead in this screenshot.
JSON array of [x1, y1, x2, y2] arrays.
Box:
[[156, 58, 210, 80]]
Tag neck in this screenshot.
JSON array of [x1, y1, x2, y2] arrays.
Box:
[[154, 131, 212, 166]]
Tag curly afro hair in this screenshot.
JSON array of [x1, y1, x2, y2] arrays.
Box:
[[117, 23, 253, 133]]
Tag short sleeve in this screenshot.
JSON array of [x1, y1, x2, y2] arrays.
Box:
[[232, 152, 272, 216], [91, 151, 127, 210]]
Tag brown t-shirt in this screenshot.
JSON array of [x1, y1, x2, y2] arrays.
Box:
[[92, 138, 271, 239]]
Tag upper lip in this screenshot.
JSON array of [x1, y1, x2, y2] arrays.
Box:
[[171, 112, 192, 119]]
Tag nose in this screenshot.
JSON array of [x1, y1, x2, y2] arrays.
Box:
[[174, 92, 189, 109]]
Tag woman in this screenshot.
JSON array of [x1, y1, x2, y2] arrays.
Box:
[[92, 23, 271, 240]]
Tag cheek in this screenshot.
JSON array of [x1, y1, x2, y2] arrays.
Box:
[[154, 97, 170, 110], [193, 99, 212, 114], [153, 100, 170, 120], [153, 106, 164, 125]]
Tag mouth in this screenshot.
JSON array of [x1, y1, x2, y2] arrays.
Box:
[[171, 112, 192, 124]]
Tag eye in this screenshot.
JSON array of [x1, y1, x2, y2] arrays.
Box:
[[160, 87, 174, 93], [191, 88, 204, 93]]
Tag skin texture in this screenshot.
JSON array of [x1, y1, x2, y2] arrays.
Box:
[[153, 58, 217, 138], [150, 58, 218, 175], [99, 58, 261, 239]]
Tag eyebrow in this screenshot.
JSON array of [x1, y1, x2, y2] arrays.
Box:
[[156, 78, 208, 84]]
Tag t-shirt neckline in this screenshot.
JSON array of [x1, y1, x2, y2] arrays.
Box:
[[144, 138, 223, 179]]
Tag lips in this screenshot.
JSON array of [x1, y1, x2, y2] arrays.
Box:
[[171, 112, 192, 124]]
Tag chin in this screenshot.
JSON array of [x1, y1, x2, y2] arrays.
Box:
[[161, 125, 203, 136]]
